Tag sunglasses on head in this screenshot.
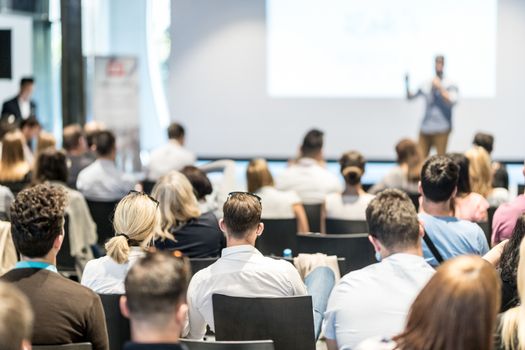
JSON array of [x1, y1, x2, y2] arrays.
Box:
[[128, 190, 160, 207], [227, 191, 262, 203]]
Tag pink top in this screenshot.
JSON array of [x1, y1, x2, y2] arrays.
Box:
[[492, 195, 525, 245], [454, 192, 489, 222]]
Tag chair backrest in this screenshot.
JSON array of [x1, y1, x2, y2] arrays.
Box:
[[518, 184, 525, 196], [56, 215, 76, 271], [142, 180, 156, 195], [477, 221, 491, 246], [98, 294, 130, 350], [181, 339, 275, 350], [297, 234, 375, 273], [86, 200, 119, 246], [33, 344, 92, 350], [325, 219, 368, 234], [487, 206, 498, 240], [303, 204, 322, 233], [190, 257, 219, 275], [212, 294, 315, 350], [255, 218, 298, 256]]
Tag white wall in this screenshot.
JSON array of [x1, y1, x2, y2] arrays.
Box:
[[169, 0, 525, 160], [0, 14, 32, 102]]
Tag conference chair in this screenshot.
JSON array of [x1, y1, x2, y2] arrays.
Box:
[[325, 219, 368, 234], [303, 204, 322, 233], [181, 340, 275, 350], [190, 257, 219, 275], [518, 184, 525, 195], [98, 294, 130, 350], [212, 294, 315, 350], [86, 200, 120, 246], [255, 218, 298, 256], [407, 192, 420, 211], [33, 344, 92, 350], [56, 215, 78, 280], [141, 180, 156, 195], [487, 206, 498, 239], [297, 234, 375, 273], [477, 221, 491, 246]]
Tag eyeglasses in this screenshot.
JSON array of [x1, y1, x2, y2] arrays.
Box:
[[227, 191, 262, 203], [128, 190, 160, 207]]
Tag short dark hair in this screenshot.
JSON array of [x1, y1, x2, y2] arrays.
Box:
[[35, 149, 68, 184], [125, 252, 190, 324], [95, 130, 116, 157], [448, 153, 471, 194], [435, 55, 445, 63], [223, 193, 262, 239], [167, 123, 185, 140], [19, 116, 40, 130], [473, 132, 494, 154], [339, 150, 365, 186], [493, 164, 509, 189], [300, 129, 324, 157], [20, 77, 34, 88], [421, 155, 459, 202], [366, 189, 420, 251], [10, 184, 67, 258], [180, 166, 212, 200], [62, 124, 84, 151]]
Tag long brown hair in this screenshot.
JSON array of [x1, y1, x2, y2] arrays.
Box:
[[394, 255, 501, 350], [0, 130, 30, 181], [247, 158, 274, 193], [396, 139, 422, 182]]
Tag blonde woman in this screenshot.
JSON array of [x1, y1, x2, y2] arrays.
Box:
[[81, 191, 163, 294], [152, 171, 225, 257], [247, 158, 309, 233], [0, 130, 31, 196]]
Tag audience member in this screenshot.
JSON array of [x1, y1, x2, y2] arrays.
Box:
[[35, 131, 56, 154], [370, 138, 422, 194], [324, 189, 434, 350], [276, 129, 342, 204], [498, 214, 525, 312], [153, 171, 225, 257], [247, 158, 309, 232], [181, 165, 214, 213], [196, 159, 238, 218], [497, 238, 525, 350], [465, 146, 494, 199], [1, 77, 36, 125], [325, 151, 375, 221], [1, 184, 109, 349], [120, 252, 190, 350], [77, 130, 136, 201], [82, 191, 166, 294], [357, 255, 500, 350], [0, 281, 34, 350], [473, 132, 495, 154], [62, 124, 95, 189], [147, 122, 196, 181], [491, 164, 511, 207], [0, 185, 14, 220], [419, 155, 488, 266], [186, 192, 334, 339], [84, 121, 105, 151], [449, 153, 489, 221], [492, 162, 525, 244], [34, 149, 97, 270], [0, 130, 31, 196], [19, 117, 41, 162]]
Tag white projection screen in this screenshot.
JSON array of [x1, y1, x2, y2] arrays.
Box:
[[169, 0, 525, 160]]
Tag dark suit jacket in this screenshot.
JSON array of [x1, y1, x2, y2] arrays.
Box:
[[1, 96, 36, 125]]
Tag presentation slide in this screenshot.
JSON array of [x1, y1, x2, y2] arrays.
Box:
[[267, 0, 497, 98]]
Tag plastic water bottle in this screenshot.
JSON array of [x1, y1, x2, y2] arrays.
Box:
[[283, 248, 292, 259]]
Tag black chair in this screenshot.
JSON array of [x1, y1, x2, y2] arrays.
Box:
[[487, 206, 498, 242], [190, 257, 219, 275], [56, 215, 78, 280], [33, 344, 92, 350], [142, 180, 156, 195], [86, 200, 119, 246], [518, 184, 525, 195], [297, 234, 375, 273], [406, 192, 420, 211], [212, 294, 315, 350], [98, 294, 130, 350], [181, 339, 275, 350], [325, 219, 368, 234], [477, 221, 491, 246], [256, 218, 297, 256], [303, 204, 322, 233]]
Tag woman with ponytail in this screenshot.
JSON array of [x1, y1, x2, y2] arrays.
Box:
[[325, 151, 375, 221], [81, 191, 165, 294]]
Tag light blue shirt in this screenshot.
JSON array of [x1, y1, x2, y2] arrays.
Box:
[[419, 213, 489, 267], [15, 261, 58, 273]]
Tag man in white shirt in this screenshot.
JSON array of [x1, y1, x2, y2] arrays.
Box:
[[77, 130, 136, 201], [276, 129, 342, 204], [185, 192, 309, 339], [324, 189, 435, 350], [147, 122, 196, 181]]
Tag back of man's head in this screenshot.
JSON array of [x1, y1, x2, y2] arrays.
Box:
[[222, 192, 262, 239], [420, 155, 459, 203], [62, 124, 84, 152], [10, 184, 67, 258], [366, 189, 420, 251], [0, 282, 33, 350], [95, 130, 116, 157], [167, 123, 185, 141], [473, 132, 494, 154], [124, 252, 190, 329], [300, 129, 324, 158]]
